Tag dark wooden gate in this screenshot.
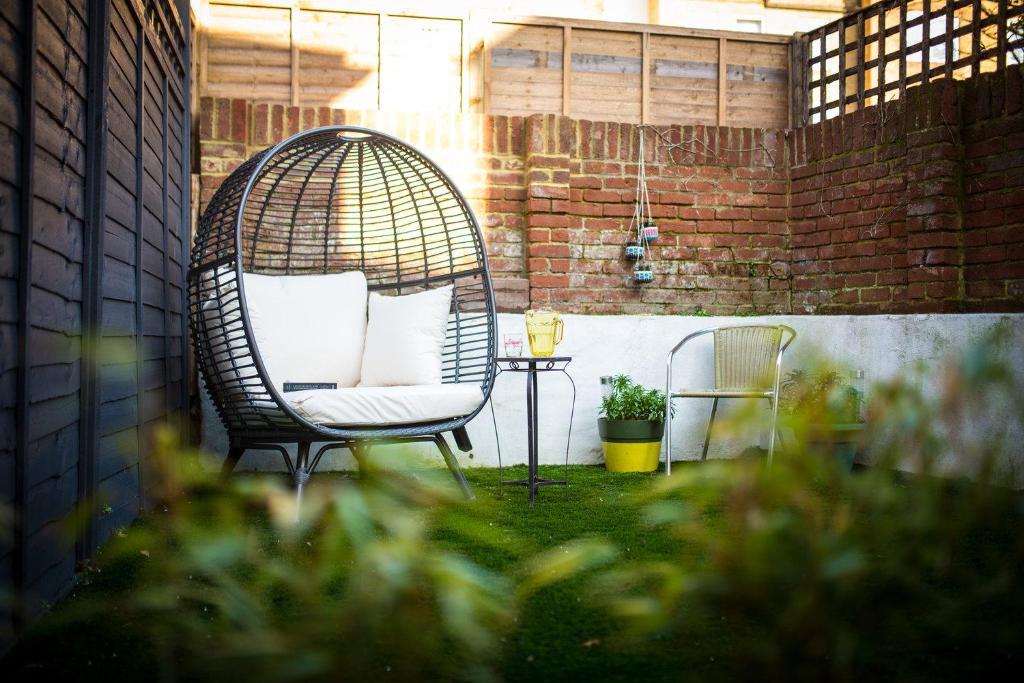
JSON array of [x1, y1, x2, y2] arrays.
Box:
[[0, 0, 190, 646]]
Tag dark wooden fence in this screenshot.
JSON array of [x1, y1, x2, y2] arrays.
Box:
[[0, 0, 190, 646], [793, 0, 1024, 123]]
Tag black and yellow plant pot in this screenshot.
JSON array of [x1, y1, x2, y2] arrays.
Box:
[[599, 418, 664, 472]]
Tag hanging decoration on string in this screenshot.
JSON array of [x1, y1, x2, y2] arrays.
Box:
[[627, 126, 656, 283]]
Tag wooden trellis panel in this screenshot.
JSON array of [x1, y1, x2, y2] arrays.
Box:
[[797, 0, 1024, 124]]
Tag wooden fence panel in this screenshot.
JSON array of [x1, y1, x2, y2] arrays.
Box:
[[648, 34, 720, 125], [488, 23, 564, 117], [0, 0, 23, 645], [0, 0, 190, 646], [205, 2, 290, 102], [570, 28, 643, 123], [297, 10, 379, 108], [380, 15, 462, 112], [197, 4, 793, 127], [726, 40, 791, 128], [24, 0, 88, 613]]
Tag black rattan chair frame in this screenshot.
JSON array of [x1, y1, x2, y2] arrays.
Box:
[[188, 126, 497, 500]]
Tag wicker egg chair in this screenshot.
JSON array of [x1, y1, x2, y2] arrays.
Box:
[[188, 126, 497, 500]]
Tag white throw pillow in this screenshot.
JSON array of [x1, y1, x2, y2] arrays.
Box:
[[359, 285, 453, 387], [243, 271, 368, 392]]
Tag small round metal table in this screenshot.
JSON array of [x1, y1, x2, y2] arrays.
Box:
[[492, 356, 576, 507]]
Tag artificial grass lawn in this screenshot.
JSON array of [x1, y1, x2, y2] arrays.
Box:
[[4, 462, 1018, 682], [2, 465, 716, 683]]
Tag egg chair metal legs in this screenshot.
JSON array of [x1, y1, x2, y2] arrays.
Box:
[[434, 433, 475, 500], [217, 431, 476, 503]]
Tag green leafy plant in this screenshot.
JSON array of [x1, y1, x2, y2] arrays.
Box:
[[600, 374, 669, 422], [781, 368, 863, 423]]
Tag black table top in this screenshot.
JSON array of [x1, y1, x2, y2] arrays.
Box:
[[496, 356, 572, 363]]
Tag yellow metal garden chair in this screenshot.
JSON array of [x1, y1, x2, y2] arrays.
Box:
[[664, 324, 796, 473]]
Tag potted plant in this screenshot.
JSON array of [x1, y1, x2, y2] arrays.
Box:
[[780, 369, 865, 471], [639, 220, 658, 243], [599, 374, 670, 472]]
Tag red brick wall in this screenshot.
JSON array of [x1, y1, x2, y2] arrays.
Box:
[[196, 65, 1024, 314], [961, 67, 1024, 311]]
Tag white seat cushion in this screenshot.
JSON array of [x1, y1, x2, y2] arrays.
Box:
[[359, 285, 453, 387], [286, 384, 482, 426], [243, 272, 367, 392]]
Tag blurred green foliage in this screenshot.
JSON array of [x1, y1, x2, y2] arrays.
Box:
[[596, 326, 1024, 682], [100, 442, 523, 683], [3, 327, 1022, 682], [781, 368, 862, 424]]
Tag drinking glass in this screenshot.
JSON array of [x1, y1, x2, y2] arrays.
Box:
[[503, 333, 524, 357]]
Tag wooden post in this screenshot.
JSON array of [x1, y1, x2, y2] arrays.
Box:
[[856, 13, 865, 110], [198, 0, 208, 95], [997, 0, 1007, 72], [971, 0, 982, 76], [378, 14, 384, 110], [922, 0, 931, 80], [290, 4, 299, 106], [787, 37, 794, 128], [641, 31, 650, 124], [482, 21, 491, 113], [818, 28, 826, 119], [81, 0, 112, 560], [717, 37, 727, 126], [135, 27, 147, 510], [878, 4, 886, 105], [14, 0, 38, 633], [945, 0, 954, 79], [838, 17, 846, 113], [898, 1, 907, 100], [460, 14, 470, 112], [562, 25, 572, 116]]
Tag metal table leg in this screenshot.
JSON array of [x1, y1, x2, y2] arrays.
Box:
[[528, 362, 538, 506], [498, 356, 570, 506]]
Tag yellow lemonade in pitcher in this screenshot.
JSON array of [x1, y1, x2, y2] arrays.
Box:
[[525, 309, 564, 357]]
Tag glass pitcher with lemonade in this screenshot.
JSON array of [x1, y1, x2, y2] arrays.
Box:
[[525, 309, 564, 357]]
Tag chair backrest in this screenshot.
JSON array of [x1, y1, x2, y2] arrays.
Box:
[[713, 326, 784, 390]]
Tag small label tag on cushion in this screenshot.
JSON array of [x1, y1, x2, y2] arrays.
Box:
[[282, 382, 338, 392]]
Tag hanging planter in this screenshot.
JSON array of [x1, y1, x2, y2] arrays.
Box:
[[625, 242, 644, 260], [633, 264, 654, 284], [627, 126, 657, 284]]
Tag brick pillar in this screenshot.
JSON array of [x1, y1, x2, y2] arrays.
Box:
[[904, 80, 964, 312], [198, 97, 249, 212], [524, 114, 574, 307]]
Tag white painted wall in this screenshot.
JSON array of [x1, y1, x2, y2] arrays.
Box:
[[201, 313, 1024, 484]]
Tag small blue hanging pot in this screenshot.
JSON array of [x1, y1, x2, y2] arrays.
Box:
[[633, 264, 654, 284], [625, 242, 644, 260]]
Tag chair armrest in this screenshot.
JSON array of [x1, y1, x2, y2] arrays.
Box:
[[665, 327, 717, 397]]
